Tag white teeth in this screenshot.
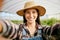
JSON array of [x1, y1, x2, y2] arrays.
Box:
[[29, 19, 33, 20]]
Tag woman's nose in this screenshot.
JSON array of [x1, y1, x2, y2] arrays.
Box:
[[30, 13, 33, 18]]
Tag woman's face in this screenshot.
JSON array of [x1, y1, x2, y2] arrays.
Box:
[[24, 8, 38, 23]]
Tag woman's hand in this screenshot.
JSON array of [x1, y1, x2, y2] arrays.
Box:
[[0, 21, 3, 33]]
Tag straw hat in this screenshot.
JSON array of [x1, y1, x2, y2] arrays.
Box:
[[16, 1, 46, 16]]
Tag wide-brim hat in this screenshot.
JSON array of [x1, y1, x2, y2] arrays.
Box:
[[16, 1, 46, 16]]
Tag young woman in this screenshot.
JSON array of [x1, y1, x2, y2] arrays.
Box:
[[0, 1, 60, 40]]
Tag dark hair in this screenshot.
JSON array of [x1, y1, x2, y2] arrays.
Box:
[[23, 9, 41, 25]]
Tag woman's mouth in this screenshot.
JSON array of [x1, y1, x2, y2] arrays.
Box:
[[28, 18, 34, 21]]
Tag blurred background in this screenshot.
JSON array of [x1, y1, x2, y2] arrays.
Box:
[[0, 0, 60, 40]]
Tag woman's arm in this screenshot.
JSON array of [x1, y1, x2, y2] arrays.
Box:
[[42, 25, 51, 40], [0, 19, 19, 39], [42, 23, 60, 40]]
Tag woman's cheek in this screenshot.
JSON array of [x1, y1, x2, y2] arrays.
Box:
[[34, 15, 38, 20], [25, 15, 29, 20]]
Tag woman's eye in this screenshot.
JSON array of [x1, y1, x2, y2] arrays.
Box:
[[26, 11, 30, 14], [33, 11, 35, 13], [27, 12, 30, 14], [32, 11, 36, 14]]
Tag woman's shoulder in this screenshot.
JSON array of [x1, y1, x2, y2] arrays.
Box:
[[19, 23, 25, 27], [19, 23, 25, 30], [37, 24, 50, 29]]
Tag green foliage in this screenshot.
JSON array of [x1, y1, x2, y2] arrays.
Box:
[[11, 18, 60, 26], [11, 20, 23, 24], [41, 18, 59, 26]]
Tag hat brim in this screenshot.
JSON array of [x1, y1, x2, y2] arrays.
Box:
[[16, 6, 46, 16]]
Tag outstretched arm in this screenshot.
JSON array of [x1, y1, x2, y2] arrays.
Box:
[[42, 23, 60, 40], [0, 19, 19, 39], [42, 25, 51, 40]]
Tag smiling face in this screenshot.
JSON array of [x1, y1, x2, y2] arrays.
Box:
[[24, 8, 38, 23]]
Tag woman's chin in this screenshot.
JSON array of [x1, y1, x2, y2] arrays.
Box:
[[28, 21, 34, 23]]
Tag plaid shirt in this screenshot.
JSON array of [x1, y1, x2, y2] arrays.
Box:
[[0, 19, 51, 40]]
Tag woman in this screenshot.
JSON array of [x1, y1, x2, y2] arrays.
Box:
[[0, 1, 60, 40]]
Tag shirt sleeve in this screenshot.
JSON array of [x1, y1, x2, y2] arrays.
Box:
[[42, 26, 51, 35], [42, 25, 51, 40], [0, 19, 19, 39]]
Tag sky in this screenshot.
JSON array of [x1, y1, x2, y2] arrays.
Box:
[[0, 0, 60, 20], [0, 12, 23, 20]]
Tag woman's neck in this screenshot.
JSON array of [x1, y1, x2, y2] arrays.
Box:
[[27, 22, 36, 28]]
